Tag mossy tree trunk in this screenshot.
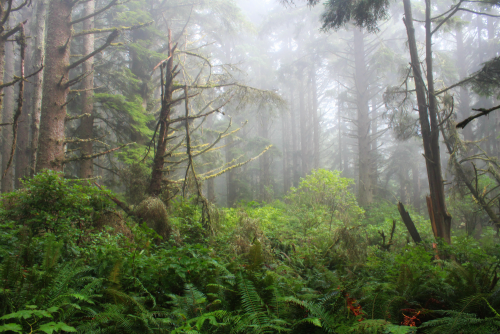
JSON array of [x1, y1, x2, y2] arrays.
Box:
[[29, 0, 47, 176], [1, 36, 14, 192], [78, 0, 95, 179], [15, 9, 33, 187], [148, 30, 174, 196], [403, 0, 451, 243], [36, 0, 73, 172]]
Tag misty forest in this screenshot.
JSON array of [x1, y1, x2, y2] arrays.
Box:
[[1, 0, 500, 332]]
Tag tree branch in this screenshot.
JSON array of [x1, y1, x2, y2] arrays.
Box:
[[70, 0, 119, 25], [67, 29, 119, 71], [456, 104, 500, 129]]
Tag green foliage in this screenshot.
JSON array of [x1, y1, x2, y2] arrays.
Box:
[[0, 306, 76, 334], [2, 167, 500, 334], [319, 0, 390, 33], [0, 170, 115, 249], [285, 169, 364, 238]]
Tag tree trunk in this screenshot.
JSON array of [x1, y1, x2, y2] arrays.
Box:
[[412, 164, 420, 212], [225, 136, 237, 207], [353, 28, 373, 207], [311, 64, 320, 170], [78, 0, 95, 179], [299, 66, 308, 177], [455, 27, 473, 142], [403, 0, 452, 243], [36, 0, 73, 172], [338, 100, 342, 171], [289, 85, 299, 186], [0, 1, 9, 121], [370, 102, 378, 196], [259, 112, 271, 202], [148, 30, 173, 196], [29, 0, 47, 176], [282, 109, 290, 194], [15, 9, 33, 187], [1, 37, 14, 192], [206, 114, 216, 203]]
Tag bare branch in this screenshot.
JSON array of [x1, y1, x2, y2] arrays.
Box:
[[67, 29, 119, 70], [70, 0, 119, 25], [456, 104, 500, 129]]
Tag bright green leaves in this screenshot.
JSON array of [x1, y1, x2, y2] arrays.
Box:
[[286, 169, 364, 228], [0, 323, 22, 333], [0, 306, 76, 334], [0, 170, 115, 248], [38, 322, 77, 334]]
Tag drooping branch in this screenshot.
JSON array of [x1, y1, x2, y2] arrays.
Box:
[[63, 143, 132, 163], [199, 145, 273, 181], [456, 105, 500, 129], [66, 113, 91, 121], [72, 21, 153, 37]]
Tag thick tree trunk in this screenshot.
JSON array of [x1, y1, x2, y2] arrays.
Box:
[[148, 30, 173, 196], [78, 0, 95, 179], [1, 38, 14, 192], [15, 13, 32, 187], [36, 0, 73, 172], [403, 0, 452, 243], [29, 0, 47, 176], [353, 28, 373, 207]]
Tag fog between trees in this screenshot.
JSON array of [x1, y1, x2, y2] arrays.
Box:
[[0, 0, 499, 238]]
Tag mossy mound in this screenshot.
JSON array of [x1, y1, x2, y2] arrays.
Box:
[[135, 197, 171, 241]]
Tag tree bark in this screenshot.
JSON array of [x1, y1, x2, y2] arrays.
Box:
[[370, 102, 378, 196], [398, 202, 422, 243], [29, 0, 47, 176], [412, 164, 420, 212], [282, 108, 290, 194], [403, 0, 452, 243], [15, 9, 33, 187], [311, 64, 320, 170], [299, 66, 308, 177], [36, 0, 73, 172], [78, 0, 95, 179], [353, 28, 373, 207], [148, 30, 174, 196], [1, 36, 14, 192], [289, 84, 299, 186]]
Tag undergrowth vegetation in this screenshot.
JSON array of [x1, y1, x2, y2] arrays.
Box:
[[1, 170, 500, 333]]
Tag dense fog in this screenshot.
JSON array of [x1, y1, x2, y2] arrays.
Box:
[[0, 0, 498, 237], [1, 1, 500, 332]]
